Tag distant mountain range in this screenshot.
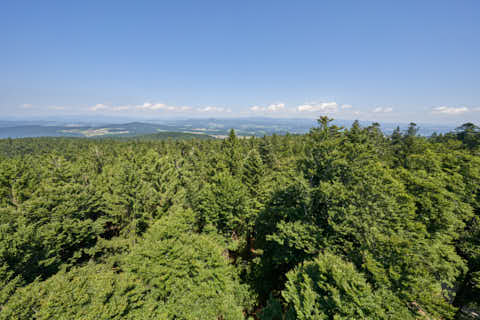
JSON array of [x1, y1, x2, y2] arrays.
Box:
[[0, 118, 459, 139]]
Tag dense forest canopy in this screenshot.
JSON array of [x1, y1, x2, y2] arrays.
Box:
[[0, 118, 479, 319]]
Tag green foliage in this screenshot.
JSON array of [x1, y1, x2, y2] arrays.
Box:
[[1, 119, 479, 318], [259, 294, 284, 320], [0, 263, 150, 320], [193, 171, 251, 238], [124, 208, 254, 319], [0, 209, 253, 320], [455, 123, 480, 150], [282, 252, 414, 319], [0, 181, 105, 284]]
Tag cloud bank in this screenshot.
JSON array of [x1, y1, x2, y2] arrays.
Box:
[[296, 102, 338, 113], [250, 103, 286, 112], [15, 101, 478, 123], [88, 102, 231, 114], [372, 107, 393, 113], [432, 106, 469, 115]]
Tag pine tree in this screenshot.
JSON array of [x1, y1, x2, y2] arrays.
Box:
[[281, 252, 414, 320]]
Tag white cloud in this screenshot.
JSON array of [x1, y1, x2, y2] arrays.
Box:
[[176, 106, 192, 111], [152, 104, 168, 110], [136, 102, 168, 110], [165, 105, 191, 111], [372, 107, 393, 113], [250, 103, 286, 113], [197, 106, 231, 113], [89, 102, 194, 113], [48, 106, 66, 111], [90, 104, 110, 111], [20, 104, 33, 109], [266, 103, 285, 112], [112, 106, 131, 111], [341, 104, 352, 109], [250, 105, 263, 112], [138, 102, 152, 109], [136, 102, 193, 112], [432, 106, 469, 115], [297, 102, 338, 113]]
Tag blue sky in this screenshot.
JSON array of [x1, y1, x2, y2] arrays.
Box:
[[1, 0, 479, 124]]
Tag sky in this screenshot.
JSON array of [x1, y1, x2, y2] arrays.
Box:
[[1, 0, 479, 124]]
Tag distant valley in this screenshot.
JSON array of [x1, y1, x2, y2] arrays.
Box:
[[0, 118, 458, 139]]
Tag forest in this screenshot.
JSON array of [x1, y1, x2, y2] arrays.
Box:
[[0, 117, 478, 319]]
